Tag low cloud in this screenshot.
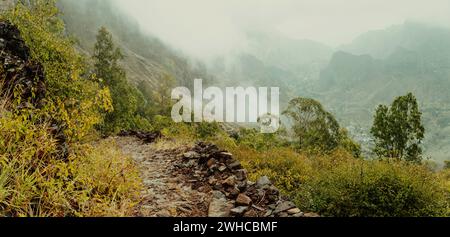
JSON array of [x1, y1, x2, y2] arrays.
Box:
[[114, 0, 450, 59]]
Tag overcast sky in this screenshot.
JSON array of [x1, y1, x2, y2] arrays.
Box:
[[113, 0, 450, 59]]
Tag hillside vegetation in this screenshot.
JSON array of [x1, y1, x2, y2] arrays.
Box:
[[0, 1, 141, 216]]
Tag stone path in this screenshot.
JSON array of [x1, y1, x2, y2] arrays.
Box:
[[114, 137, 209, 217]]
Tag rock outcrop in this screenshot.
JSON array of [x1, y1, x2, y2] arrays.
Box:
[[0, 21, 69, 159], [0, 21, 46, 108]]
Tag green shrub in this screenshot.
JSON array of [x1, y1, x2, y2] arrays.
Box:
[[195, 122, 221, 139], [151, 115, 195, 140], [224, 143, 449, 217], [235, 128, 285, 151], [306, 156, 448, 217]]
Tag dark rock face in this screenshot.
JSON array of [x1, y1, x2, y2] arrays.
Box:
[[0, 21, 46, 108], [178, 142, 319, 217]]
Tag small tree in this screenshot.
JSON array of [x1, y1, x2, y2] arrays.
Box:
[[371, 93, 425, 162], [93, 27, 140, 133], [152, 73, 176, 116]]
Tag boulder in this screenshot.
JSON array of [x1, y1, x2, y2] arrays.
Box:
[[218, 165, 228, 172], [243, 209, 258, 217]]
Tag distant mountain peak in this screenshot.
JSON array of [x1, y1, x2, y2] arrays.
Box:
[[339, 21, 450, 59]]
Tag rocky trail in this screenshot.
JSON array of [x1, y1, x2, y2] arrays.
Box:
[[115, 136, 209, 217], [113, 134, 319, 218]]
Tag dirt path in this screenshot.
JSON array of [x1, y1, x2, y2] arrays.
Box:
[[114, 137, 209, 217]]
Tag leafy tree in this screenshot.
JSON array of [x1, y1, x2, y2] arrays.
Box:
[[284, 97, 361, 156], [93, 27, 148, 133], [284, 98, 341, 152], [371, 93, 425, 162]]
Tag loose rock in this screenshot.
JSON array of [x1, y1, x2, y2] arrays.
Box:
[[236, 194, 252, 206], [208, 191, 233, 217], [173, 142, 319, 217], [230, 206, 248, 216], [183, 151, 200, 159], [274, 201, 296, 214], [304, 212, 321, 218], [256, 176, 272, 188], [235, 169, 247, 181], [222, 176, 237, 187], [228, 160, 243, 170], [287, 208, 301, 215]]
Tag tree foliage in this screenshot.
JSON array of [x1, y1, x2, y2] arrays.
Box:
[[284, 97, 341, 151], [93, 27, 151, 134], [371, 93, 425, 162], [283, 97, 360, 157]]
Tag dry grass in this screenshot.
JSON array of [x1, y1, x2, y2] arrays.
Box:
[[0, 103, 142, 216]]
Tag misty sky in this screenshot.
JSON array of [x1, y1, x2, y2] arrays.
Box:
[[114, 0, 450, 59]]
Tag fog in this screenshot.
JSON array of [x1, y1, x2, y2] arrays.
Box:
[[113, 0, 450, 59]]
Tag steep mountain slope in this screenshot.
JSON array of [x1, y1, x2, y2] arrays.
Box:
[[58, 0, 212, 89]]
